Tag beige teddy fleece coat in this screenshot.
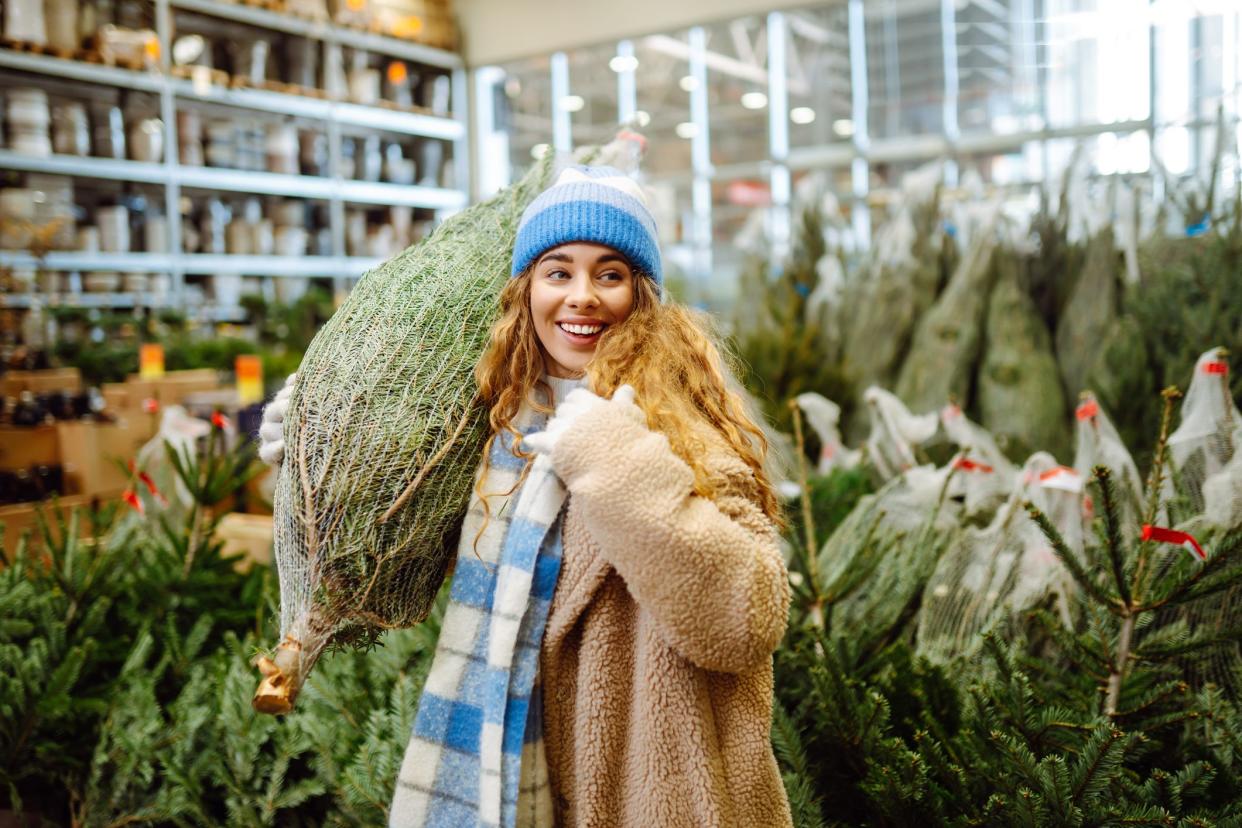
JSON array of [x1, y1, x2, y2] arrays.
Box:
[[539, 395, 794, 828]]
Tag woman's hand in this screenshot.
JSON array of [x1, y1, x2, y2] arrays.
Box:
[[522, 385, 637, 457], [258, 373, 296, 466]]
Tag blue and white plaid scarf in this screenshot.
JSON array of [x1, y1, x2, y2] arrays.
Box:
[[391, 379, 580, 828]]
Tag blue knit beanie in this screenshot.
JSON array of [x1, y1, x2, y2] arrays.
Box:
[[511, 165, 662, 287]]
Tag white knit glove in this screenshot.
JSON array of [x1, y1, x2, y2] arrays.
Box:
[[523, 385, 637, 457], [258, 373, 296, 466]]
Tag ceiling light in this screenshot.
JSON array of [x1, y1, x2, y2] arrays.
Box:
[[635, 110, 651, 127], [833, 118, 855, 137], [790, 107, 816, 125], [679, 75, 699, 92], [609, 55, 638, 73], [530, 143, 551, 159], [741, 91, 767, 110], [560, 95, 585, 113], [675, 122, 698, 139]]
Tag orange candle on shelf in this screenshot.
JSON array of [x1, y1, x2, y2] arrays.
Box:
[[139, 343, 165, 379], [236, 355, 263, 406]]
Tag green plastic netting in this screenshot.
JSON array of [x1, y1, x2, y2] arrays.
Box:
[[258, 151, 559, 708]]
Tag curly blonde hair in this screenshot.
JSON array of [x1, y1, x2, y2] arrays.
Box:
[[473, 271, 781, 525]]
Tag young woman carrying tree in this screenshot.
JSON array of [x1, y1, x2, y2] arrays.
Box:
[[263, 165, 793, 828]]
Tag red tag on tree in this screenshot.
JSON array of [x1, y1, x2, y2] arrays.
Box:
[[1141, 524, 1206, 560], [123, 489, 145, 515]]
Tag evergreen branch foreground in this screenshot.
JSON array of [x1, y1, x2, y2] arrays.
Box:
[[4, 410, 1242, 825], [774, 409, 1242, 825], [1, 434, 442, 826]]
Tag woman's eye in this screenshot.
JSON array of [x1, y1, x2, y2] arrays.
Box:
[[546, 269, 570, 280], [598, 271, 624, 282]]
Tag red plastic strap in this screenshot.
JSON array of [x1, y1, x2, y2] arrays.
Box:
[[1203, 361, 1229, 375], [1076, 399, 1099, 421], [1141, 524, 1206, 560], [953, 457, 994, 473], [122, 489, 145, 515], [1039, 466, 1077, 481], [137, 471, 168, 507], [142, 397, 159, 414], [211, 411, 230, 430], [942, 404, 962, 420], [617, 129, 648, 149]]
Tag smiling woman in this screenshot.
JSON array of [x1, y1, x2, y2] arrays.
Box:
[[262, 161, 793, 828], [529, 242, 638, 377]]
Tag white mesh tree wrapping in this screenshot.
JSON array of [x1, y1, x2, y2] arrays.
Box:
[[818, 465, 958, 642], [795, 392, 860, 474], [1168, 348, 1240, 515], [1072, 391, 1146, 532], [1147, 348, 1242, 698], [861, 386, 938, 481], [254, 153, 560, 713], [1203, 449, 1242, 530], [917, 453, 1081, 664], [940, 404, 1016, 519]]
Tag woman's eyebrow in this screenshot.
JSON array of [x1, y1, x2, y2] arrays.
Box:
[[539, 252, 574, 265], [597, 254, 630, 267]]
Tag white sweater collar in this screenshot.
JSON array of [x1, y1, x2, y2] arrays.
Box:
[[544, 374, 588, 405]]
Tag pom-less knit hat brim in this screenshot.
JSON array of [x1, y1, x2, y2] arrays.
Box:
[[511, 166, 663, 286]]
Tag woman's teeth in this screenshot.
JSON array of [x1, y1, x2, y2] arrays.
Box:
[[558, 322, 604, 336]]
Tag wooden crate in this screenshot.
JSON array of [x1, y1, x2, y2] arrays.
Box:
[[0, 425, 59, 471], [57, 417, 155, 497], [1, 367, 82, 396], [123, 369, 224, 408], [0, 490, 121, 562]]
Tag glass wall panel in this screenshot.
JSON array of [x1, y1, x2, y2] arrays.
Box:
[[866, 0, 947, 139], [700, 15, 770, 168], [787, 5, 854, 153]]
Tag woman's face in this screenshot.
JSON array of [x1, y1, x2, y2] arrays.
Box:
[[529, 242, 637, 378]]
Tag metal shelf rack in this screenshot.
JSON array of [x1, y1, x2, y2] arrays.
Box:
[[0, 0, 468, 315]]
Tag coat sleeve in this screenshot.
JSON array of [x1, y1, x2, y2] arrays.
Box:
[[549, 396, 790, 674]]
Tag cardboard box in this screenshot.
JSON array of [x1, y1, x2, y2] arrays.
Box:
[[57, 417, 155, 496], [214, 512, 274, 572], [0, 425, 59, 471], [0, 490, 121, 562], [123, 369, 224, 409], [1, 368, 82, 396], [101, 382, 130, 414]]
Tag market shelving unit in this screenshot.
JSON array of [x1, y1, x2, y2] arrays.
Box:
[[0, 0, 468, 320]]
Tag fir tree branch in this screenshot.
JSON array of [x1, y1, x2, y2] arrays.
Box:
[[1108, 680, 1189, 720], [1070, 726, 1128, 807], [1144, 535, 1242, 611], [1027, 505, 1120, 610], [1029, 609, 1113, 681], [788, 400, 824, 628], [1106, 613, 1137, 717], [1094, 466, 1132, 608], [1134, 388, 1181, 591], [1134, 625, 1242, 660]]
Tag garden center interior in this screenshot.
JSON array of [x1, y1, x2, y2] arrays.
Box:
[[2, 0, 1241, 823]]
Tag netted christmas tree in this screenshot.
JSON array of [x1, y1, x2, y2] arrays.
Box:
[[734, 195, 854, 435], [773, 382, 1242, 826]]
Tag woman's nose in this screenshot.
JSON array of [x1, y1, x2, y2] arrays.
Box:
[[566, 272, 599, 308]]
